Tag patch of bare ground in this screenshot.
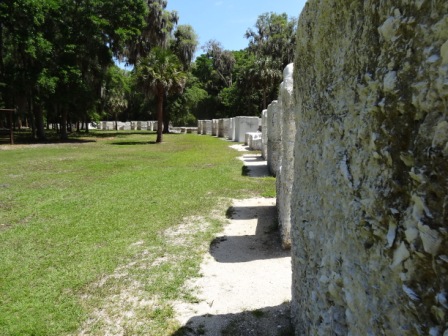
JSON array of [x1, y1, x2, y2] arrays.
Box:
[[75, 206, 228, 336]]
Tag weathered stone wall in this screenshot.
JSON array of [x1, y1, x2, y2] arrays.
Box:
[[233, 116, 260, 143], [218, 118, 230, 138], [276, 63, 295, 249], [291, 1, 448, 335], [203, 120, 212, 135], [212, 119, 219, 136], [228, 118, 235, 140], [261, 109, 268, 159], [197, 120, 203, 135], [247, 132, 262, 150], [267, 101, 282, 176], [200, 120, 207, 135]]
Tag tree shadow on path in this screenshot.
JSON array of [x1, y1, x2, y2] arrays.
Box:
[[172, 302, 293, 336], [210, 204, 290, 263]]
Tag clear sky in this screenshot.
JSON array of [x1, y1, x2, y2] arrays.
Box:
[[166, 0, 307, 55]]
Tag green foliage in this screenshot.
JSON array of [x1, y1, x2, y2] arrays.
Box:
[[125, 0, 178, 65], [168, 74, 208, 126], [171, 24, 198, 70], [103, 65, 131, 126], [0, 0, 147, 139], [185, 12, 297, 121], [245, 12, 297, 67], [202, 40, 236, 87]]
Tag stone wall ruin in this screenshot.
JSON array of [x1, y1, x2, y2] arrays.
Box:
[[290, 0, 448, 335], [276, 63, 295, 249], [267, 101, 282, 176]]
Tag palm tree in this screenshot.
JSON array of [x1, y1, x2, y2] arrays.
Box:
[[248, 56, 282, 110], [136, 47, 186, 143], [124, 0, 178, 65], [163, 24, 198, 133]]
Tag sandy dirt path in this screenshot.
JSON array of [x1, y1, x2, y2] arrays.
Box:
[[173, 147, 293, 335]]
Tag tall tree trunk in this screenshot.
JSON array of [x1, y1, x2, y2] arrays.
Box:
[[29, 97, 36, 138], [156, 88, 164, 143], [17, 96, 27, 130], [60, 108, 68, 140], [33, 102, 46, 141], [84, 117, 89, 133], [163, 92, 169, 133]]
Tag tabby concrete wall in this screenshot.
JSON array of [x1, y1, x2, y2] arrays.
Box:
[[267, 101, 282, 176], [218, 118, 230, 138], [261, 110, 268, 159], [276, 63, 295, 249], [291, 1, 448, 335], [233, 116, 260, 143]]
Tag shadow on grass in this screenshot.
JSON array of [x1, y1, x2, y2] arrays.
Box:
[[79, 131, 156, 138], [0, 136, 96, 145], [172, 302, 293, 336], [0, 129, 160, 145], [111, 141, 158, 145]]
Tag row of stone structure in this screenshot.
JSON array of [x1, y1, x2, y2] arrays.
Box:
[[96, 121, 159, 131], [196, 2, 448, 334], [96, 121, 197, 134], [260, 63, 295, 251], [197, 117, 262, 149]]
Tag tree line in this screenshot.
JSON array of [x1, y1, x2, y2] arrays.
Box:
[[0, 0, 296, 143]]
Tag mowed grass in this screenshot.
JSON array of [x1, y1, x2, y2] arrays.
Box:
[[0, 132, 275, 336]]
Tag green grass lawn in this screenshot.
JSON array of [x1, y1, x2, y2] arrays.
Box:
[[0, 131, 275, 336]]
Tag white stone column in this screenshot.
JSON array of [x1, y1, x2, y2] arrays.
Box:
[[204, 120, 212, 135], [248, 132, 262, 150], [228, 118, 235, 140], [261, 110, 268, 159], [200, 120, 206, 135], [108, 121, 115, 130], [267, 101, 282, 176], [218, 118, 230, 138], [212, 119, 219, 136], [233, 116, 260, 143], [276, 63, 295, 249]]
